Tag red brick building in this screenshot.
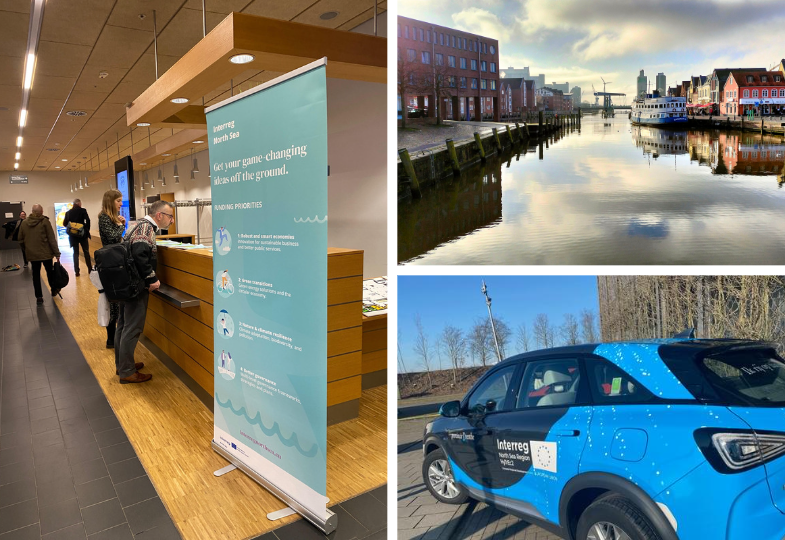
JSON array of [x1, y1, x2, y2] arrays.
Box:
[[536, 87, 565, 111], [397, 16, 501, 121], [723, 70, 785, 116]]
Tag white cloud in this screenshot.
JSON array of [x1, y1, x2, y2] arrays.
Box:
[[452, 8, 513, 42]]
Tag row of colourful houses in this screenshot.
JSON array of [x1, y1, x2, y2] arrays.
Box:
[[669, 61, 785, 116]]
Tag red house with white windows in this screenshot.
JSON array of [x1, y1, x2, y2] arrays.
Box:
[[723, 70, 785, 116]]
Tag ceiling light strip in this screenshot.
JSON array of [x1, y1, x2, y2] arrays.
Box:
[[16, 0, 46, 169]]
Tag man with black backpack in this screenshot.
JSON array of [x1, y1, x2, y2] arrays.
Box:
[[63, 198, 92, 277], [17, 204, 60, 305], [114, 200, 174, 384]]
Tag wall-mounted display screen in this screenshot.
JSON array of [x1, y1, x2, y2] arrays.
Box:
[[114, 156, 135, 230]]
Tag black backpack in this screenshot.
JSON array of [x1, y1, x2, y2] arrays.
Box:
[[94, 223, 144, 302], [51, 261, 69, 292]]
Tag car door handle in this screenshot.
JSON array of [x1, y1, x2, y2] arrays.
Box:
[[553, 429, 580, 437]]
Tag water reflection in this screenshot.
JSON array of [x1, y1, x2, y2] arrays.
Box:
[[399, 115, 785, 265]]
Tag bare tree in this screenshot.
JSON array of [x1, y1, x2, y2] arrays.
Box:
[[413, 314, 434, 388], [397, 50, 423, 130], [441, 325, 466, 387], [492, 317, 512, 360], [581, 309, 598, 343], [397, 329, 410, 394], [533, 313, 555, 348], [469, 318, 492, 367], [561, 313, 580, 345], [425, 60, 457, 126], [517, 323, 531, 353]]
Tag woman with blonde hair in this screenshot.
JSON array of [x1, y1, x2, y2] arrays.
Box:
[[98, 189, 126, 348]]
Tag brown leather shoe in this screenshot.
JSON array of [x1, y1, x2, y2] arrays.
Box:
[[119, 372, 152, 384], [116, 362, 144, 375]]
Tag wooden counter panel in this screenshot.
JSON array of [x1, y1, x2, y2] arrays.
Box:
[[328, 276, 363, 306], [328, 326, 362, 358], [361, 315, 387, 333], [362, 349, 386, 375], [148, 295, 213, 352], [327, 351, 362, 383], [156, 265, 213, 304], [145, 323, 215, 396], [328, 302, 362, 332], [146, 310, 215, 373], [158, 247, 212, 279], [362, 327, 387, 353], [327, 376, 362, 407], [327, 252, 363, 280]]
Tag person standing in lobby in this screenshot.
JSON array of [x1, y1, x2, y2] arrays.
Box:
[[63, 198, 92, 276], [115, 200, 174, 384], [17, 204, 60, 305], [2, 210, 28, 267], [98, 189, 125, 349]]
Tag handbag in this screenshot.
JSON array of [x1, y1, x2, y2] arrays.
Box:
[[68, 222, 85, 237]]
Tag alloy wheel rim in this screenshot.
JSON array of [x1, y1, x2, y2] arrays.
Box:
[[428, 459, 460, 499], [587, 522, 632, 540]]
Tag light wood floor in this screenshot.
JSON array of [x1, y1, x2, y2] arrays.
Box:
[[52, 247, 387, 540]]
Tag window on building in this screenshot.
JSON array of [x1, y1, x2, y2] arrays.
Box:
[[460, 77, 467, 88], [490, 63, 496, 73], [397, 48, 402, 61], [471, 59, 477, 70], [435, 53, 443, 66], [490, 80, 496, 90], [416, 28, 422, 41], [776, 75, 782, 82], [433, 30, 437, 43], [763, 89, 769, 98], [460, 58, 467, 69], [448, 55, 456, 68], [753, 89, 758, 97], [471, 78, 478, 89], [780, 89, 785, 97], [451, 35, 455, 48], [404, 26, 409, 39], [744, 89, 749, 98], [426, 29, 431, 43], [490, 45, 496, 54], [463, 38, 467, 49], [484, 43, 487, 53], [440, 33, 444, 45], [449, 76, 456, 88], [747, 75, 754, 83], [481, 79, 487, 90], [761, 75, 768, 83], [422, 51, 431, 64], [481, 61, 487, 72], [407, 49, 415, 62]]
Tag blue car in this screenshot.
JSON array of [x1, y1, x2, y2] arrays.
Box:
[[422, 337, 785, 540]]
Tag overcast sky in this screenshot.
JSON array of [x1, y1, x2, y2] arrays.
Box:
[[398, 0, 785, 101]]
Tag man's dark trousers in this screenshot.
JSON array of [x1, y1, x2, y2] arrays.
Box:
[[73, 236, 91, 274], [30, 259, 54, 298], [115, 290, 149, 378]]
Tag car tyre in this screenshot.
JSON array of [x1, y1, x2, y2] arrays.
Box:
[[576, 496, 662, 540], [422, 448, 469, 505]]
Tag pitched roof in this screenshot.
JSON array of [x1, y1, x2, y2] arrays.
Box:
[[502, 77, 524, 89], [524, 79, 536, 90], [712, 68, 766, 89], [729, 70, 785, 87]]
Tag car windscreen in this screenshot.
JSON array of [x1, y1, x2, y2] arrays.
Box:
[[697, 349, 785, 407]]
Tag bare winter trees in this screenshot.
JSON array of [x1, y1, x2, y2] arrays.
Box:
[[413, 314, 434, 389], [561, 314, 580, 345], [441, 325, 466, 386], [533, 313, 556, 348]]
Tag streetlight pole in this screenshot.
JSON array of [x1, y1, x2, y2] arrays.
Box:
[[431, 26, 437, 121], [482, 280, 503, 362]]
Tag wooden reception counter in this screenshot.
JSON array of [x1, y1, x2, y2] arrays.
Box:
[[143, 244, 374, 424]]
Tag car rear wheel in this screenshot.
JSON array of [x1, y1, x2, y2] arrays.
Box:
[[576, 496, 662, 540], [422, 449, 468, 504]]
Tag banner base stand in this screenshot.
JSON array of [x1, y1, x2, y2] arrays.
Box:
[[267, 507, 297, 521], [212, 441, 337, 534], [214, 464, 237, 477]]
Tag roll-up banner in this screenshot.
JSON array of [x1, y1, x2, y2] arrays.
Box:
[[206, 58, 332, 532]]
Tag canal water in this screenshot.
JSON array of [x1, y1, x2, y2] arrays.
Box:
[[398, 114, 785, 265]]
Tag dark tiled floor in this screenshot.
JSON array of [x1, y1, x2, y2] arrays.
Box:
[[0, 249, 180, 540]]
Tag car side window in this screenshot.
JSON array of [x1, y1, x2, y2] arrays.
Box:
[[516, 358, 582, 409], [586, 357, 653, 404], [466, 365, 516, 415]]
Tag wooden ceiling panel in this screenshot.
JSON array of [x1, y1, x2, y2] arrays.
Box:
[[125, 54, 177, 89], [22, 126, 55, 138], [87, 24, 153, 69], [155, 8, 225, 58], [35, 40, 92, 78], [0, 1, 32, 14], [0, 84, 23, 111], [106, 0, 182, 33], [27, 96, 66, 117], [0, 56, 24, 91], [184, 0, 250, 14], [294, 0, 382, 28], [75, 64, 130, 95], [338, 2, 386, 31], [65, 90, 106, 111], [105, 81, 152, 105], [40, 0, 113, 47], [0, 10, 29, 57], [242, 0, 309, 20], [30, 75, 77, 101]]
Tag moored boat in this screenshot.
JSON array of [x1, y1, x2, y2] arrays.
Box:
[[631, 92, 688, 126]]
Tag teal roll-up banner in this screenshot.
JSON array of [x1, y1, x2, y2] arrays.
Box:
[[207, 59, 329, 523]]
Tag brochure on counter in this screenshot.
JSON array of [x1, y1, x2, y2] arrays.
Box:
[[362, 276, 387, 316]]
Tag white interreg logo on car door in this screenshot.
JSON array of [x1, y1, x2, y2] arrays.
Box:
[[530, 441, 558, 473]]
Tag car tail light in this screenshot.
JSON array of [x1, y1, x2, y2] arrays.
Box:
[[694, 429, 785, 474]]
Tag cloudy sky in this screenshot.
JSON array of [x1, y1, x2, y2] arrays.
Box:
[[398, 0, 785, 102]]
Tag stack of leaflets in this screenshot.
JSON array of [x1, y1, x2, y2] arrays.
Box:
[[362, 276, 387, 316]]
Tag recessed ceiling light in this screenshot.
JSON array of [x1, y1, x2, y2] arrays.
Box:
[[137, 122, 150, 127], [230, 54, 254, 64], [139, 162, 147, 165], [320, 11, 338, 20], [61, 158, 68, 162], [16, 136, 22, 146], [193, 140, 204, 143], [99, 71, 109, 79], [55, 166, 60, 168], [14, 162, 19, 169], [170, 97, 189, 104], [162, 153, 171, 156], [15, 152, 20, 159]]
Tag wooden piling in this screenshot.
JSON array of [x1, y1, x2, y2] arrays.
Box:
[[505, 125, 515, 145], [445, 139, 461, 174], [492, 127, 502, 150], [398, 148, 421, 198], [474, 132, 487, 161], [539, 110, 543, 133]]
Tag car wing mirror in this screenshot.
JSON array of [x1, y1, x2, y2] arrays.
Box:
[[439, 400, 461, 418], [485, 399, 497, 412]]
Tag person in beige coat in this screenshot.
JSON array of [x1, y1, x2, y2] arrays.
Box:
[[18, 204, 61, 305]]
